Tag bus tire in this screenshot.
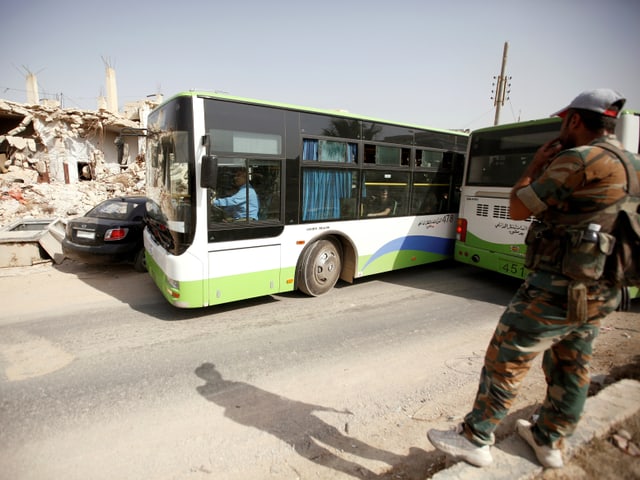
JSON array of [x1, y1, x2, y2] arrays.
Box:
[[297, 238, 342, 297], [133, 248, 147, 272], [617, 286, 631, 312]]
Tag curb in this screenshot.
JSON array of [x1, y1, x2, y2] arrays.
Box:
[[430, 378, 640, 479]]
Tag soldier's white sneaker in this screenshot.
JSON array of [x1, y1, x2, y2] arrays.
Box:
[[516, 419, 564, 469], [427, 424, 493, 467]]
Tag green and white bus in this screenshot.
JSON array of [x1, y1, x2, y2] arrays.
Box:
[[143, 92, 468, 308], [454, 117, 561, 279], [455, 111, 640, 304]]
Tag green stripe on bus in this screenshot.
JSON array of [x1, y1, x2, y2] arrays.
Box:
[[146, 254, 296, 308]]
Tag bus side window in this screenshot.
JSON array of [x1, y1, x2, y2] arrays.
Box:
[[389, 183, 409, 216], [301, 169, 358, 222], [418, 190, 439, 214], [250, 162, 282, 221], [361, 172, 409, 217], [401, 148, 411, 166], [411, 172, 451, 214], [363, 187, 395, 217]]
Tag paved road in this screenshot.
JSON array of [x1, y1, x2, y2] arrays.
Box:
[[0, 260, 522, 480]]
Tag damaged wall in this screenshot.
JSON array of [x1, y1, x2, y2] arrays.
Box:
[[0, 98, 154, 229], [0, 99, 144, 181]]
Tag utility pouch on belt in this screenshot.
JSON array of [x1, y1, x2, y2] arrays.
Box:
[[567, 281, 588, 323], [561, 228, 616, 282], [524, 221, 563, 271]]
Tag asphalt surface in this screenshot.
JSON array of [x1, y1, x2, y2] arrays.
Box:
[[3, 261, 638, 479]]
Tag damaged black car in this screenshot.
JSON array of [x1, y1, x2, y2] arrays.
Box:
[[62, 196, 148, 272]]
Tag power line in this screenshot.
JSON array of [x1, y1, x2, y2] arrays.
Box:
[[462, 107, 495, 130]]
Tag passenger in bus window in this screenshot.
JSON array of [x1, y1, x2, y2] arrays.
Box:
[[420, 190, 448, 214], [212, 169, 259, 221], [419, 191, 439, 213], [367, 188, 394, 217]]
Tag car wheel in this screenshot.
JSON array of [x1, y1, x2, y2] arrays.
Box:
[[133, 248, 147, 272]]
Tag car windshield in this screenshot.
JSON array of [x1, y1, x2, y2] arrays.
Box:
[[87, 200, 142, 220]]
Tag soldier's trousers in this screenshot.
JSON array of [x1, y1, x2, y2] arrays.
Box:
[[462, 280, 619, 449]]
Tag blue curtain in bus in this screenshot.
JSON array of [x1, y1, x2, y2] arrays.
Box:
[[302, 170, 353, 221], [303, 139, 318, 160], [348, 143, 357, 162]]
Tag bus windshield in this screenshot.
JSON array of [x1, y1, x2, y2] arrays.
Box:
[[466, 121, 561, 187], [145, 97, 195, 255]]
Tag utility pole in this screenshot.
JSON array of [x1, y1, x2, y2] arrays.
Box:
[[492, 42, 510, 126]]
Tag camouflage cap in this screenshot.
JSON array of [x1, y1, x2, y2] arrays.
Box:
[[552, 88, 626, 118]]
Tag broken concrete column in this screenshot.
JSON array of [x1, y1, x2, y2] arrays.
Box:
[[26, 73, 39, 105], [106, 66, 118, 114], [49, 138, 67, 183]]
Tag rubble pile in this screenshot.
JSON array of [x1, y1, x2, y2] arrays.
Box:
[[0, 98, 148, 229], [0, 161, 145, 227]]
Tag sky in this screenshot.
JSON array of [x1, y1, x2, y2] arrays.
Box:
[[2, 0, 639, 132]]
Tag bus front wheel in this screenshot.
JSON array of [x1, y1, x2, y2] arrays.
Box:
[[297, 238, 342, 297]]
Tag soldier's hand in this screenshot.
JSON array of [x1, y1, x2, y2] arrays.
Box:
[[531, 137, 562, 176]]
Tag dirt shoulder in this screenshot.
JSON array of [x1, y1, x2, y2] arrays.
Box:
[[413, 307, 640, 480], [0, 260, 159, 323], [535, 411, 640, 480], [532, 309, 640, 480]]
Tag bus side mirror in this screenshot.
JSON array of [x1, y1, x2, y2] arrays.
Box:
[[201, 155, 218, 188]]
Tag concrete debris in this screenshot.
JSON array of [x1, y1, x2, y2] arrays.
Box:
[[0, 98, 149, 229], [38, 219, 66, 264], [612, 428, 640, 456], [1, 160, 146, 227], [0, 218, 62, 267], [0, 98, 154, 266]]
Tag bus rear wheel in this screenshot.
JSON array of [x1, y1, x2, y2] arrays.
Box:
[[297, 238, 342, 297], [617, 286, 631, 312]]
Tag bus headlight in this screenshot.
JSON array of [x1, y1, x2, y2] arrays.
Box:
[[165, 276, 181, 299]]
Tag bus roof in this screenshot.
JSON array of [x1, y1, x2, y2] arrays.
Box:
[[471, 116, 562, 135], [160, 90, 469, 137], [472, 109, 638, 135]]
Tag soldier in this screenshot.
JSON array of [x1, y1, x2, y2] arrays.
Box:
[[427, 89, 639, 469]]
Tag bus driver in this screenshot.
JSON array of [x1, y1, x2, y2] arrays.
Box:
[[212, 168, 259, 221]]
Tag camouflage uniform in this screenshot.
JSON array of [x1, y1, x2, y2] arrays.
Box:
[[462, 134, 637, 449]]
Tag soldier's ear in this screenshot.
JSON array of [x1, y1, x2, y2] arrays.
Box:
[[568, 111, 582, 129]]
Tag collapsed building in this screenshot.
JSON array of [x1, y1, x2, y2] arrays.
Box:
[[0, 96, 157, 266]]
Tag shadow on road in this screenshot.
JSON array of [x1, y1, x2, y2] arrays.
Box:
[[49, 259, 517, 320], [47, 256, 639, 320], [346, 260, 523, 306], [195, 362, 412, 479], [53, 260, 640, 321], [48, 260, 288, 320]]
